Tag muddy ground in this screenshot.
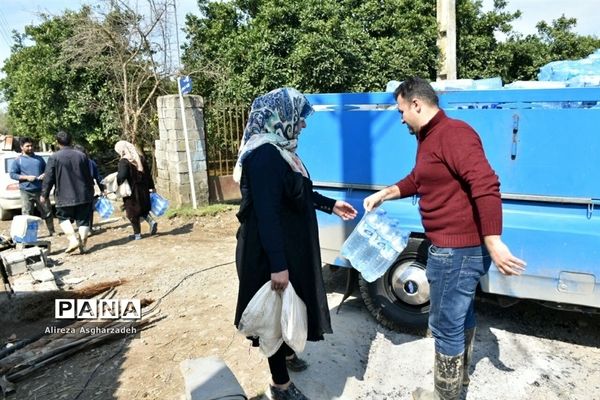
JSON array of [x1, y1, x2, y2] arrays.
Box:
[[1, 207, 599, 400]]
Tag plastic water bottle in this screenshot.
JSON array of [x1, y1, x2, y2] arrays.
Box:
[[341, 208, 386, 261], [361, 241, 397, 282]]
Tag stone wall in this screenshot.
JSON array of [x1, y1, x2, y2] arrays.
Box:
[[155, 95, 209, 207]]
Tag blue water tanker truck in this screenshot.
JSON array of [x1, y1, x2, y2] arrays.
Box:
[[298, 87, 600, 329]]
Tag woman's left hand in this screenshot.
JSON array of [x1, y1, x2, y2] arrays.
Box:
[[333, 200, 358, 221]]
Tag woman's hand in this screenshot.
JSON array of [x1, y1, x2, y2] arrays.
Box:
[[271, 270, 289, 292], [333, 201, 358, 220]]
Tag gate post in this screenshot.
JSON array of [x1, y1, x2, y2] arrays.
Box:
[[155, 95, 209, 207]]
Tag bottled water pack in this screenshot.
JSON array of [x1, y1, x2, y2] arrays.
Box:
[[341, 207, 409, 282]]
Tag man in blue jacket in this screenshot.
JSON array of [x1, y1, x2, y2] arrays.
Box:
[[41, 131, 94, 253], [10, 137, 55, 236]]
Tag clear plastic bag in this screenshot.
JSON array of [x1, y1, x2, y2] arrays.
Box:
[[238, 282, 283, 357], [281, 284, 307, 353]]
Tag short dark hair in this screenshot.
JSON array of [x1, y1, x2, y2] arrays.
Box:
[[56, 131, 72, 146], [20, 137, 34, 147], [394, 77, 439, 107]]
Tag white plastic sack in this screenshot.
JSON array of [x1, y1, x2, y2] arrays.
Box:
[[281, 284, 308, 353], [238, 282, 283, 357]]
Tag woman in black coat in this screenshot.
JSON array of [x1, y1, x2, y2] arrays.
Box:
[[114, 140, 157, 240], [233, 88, 357, 400]]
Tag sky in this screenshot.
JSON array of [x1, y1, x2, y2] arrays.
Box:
[[0, 0, 598, 74]]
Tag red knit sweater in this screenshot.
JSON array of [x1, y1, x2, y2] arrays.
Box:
[[395, 110, 502, 247]]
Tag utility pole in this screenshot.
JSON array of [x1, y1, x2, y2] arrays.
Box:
[[437, 0, 457, 80]]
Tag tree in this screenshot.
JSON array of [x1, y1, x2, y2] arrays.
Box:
[[0, 8, 117, 150], [495, 15, 600, 82], [60, 0, 178, 146], [0, 0, 178, 152], [182, 0, 600, 104], [182, 0, 440, 103]]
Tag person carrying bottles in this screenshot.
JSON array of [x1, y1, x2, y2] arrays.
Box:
[[10, 137, 55, 236], [41, 131, 94, 253], [234, 88, 357, 400], [363, 77, 526, 400], [114, 140, 157, 240]]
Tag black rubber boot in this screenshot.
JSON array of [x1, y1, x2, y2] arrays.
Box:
[[463, 327, 476, 386], [412, 351, 464, 400]]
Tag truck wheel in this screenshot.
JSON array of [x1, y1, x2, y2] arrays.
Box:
[[0, 205, 11, 221], [359, 239, 430, 330]]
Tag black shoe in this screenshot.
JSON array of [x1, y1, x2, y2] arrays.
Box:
[[286, 354, 308, 372], [269, 382, 309, 400]]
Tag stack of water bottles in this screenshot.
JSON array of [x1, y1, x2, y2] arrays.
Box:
[[340, 208, 409, 282]]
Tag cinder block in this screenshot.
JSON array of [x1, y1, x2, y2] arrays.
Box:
[[30, 268, 55, 283]]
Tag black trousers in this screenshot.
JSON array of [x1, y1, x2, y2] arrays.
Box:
[[267, 342, 295, 385]]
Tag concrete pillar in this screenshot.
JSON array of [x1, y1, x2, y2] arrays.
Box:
[[155, 95, 209, 207], [437, 0, 457, 80]]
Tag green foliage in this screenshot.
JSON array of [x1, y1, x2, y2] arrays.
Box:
[[165, 203, 235, 219], [183, 0, 600, 104], [0, 9, 121, 152], [182, 0, 439, 103]]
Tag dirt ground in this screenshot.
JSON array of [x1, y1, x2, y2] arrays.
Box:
[[1, 207, 600, 400]]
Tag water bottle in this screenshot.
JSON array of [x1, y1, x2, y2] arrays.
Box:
[[362, 241, 397, 282], [341, 208, 386, 261], [358, 236, 393, 282]]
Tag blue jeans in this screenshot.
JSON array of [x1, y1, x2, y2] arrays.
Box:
[[426, 244, 491, 356]]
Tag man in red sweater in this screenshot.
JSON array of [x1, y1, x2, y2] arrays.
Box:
[[364, 77, 526, 400]]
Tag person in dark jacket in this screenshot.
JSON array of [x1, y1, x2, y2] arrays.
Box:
[[10, 137, 55, 236], [41, 131, 94, 253], [233, 88, 357, 400], [364, 77, 526, 400], [74, 144, 105, 231], [114, 140, 157, 240]]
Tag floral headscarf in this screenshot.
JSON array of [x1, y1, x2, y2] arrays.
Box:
[[233, 88, 314, 182], [114, 140, 143, 172]]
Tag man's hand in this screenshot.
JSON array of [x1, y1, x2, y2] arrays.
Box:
[[363, 186, 401, 211], [39, 196, 46, 204], [271, 270, 289, 293], [37, 173, 45, 180], [333, 201, 357, 221], [484, 235, 527, 275]]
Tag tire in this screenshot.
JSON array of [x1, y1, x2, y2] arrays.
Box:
[[0, 204, 11, 221], [359, 236, 431, 330]]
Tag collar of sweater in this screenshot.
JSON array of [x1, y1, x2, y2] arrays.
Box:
[[418, 109, 446, 141]]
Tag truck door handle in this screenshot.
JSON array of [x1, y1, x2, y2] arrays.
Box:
[[511, 114, 519, 160]]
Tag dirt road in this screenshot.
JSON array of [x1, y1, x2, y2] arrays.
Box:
[[1, 208, 599, 400]]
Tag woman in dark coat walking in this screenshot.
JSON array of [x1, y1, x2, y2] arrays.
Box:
[[115, 140, 158, 240], [233, 88, 357, 400]]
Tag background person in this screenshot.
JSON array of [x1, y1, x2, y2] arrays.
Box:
[[9, 137, 55, 236], [363, 77, 526, 400], [234, 88, 357, 400], [41, 131, 94, 253], [114, 140, 157, 240], [74, 144, 106, 232]]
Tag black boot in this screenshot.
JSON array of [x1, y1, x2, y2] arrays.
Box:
[[412, 351, 464, 400], [463, 328, 476, 386]]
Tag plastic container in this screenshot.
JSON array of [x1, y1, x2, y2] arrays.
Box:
[[11, 215, 41, 243], [150, 192, 169, 217], [95, 196, 114, 219], [340, 208, 386, 260], [341, 208, 410, 282]]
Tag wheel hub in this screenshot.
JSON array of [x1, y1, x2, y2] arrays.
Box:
[[390, 260, 429, 306]]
